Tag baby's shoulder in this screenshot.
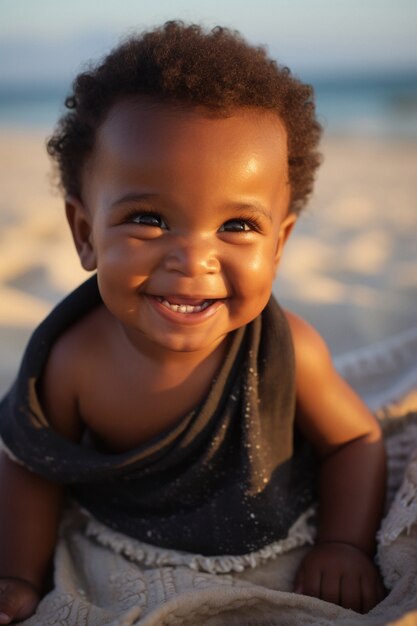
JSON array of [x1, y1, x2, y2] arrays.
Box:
[[282, 310, 381, 458], [46, 303, 107, 373], [283, 309, 332, 372], [38, 304, 108, 441]]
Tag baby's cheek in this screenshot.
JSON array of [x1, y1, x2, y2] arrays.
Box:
[[229, 270, 274, 321], [234, 256, 275, 294]]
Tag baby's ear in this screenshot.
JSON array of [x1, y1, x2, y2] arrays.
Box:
[[274, 212, 297, 270], [65, 195, 97, 271]]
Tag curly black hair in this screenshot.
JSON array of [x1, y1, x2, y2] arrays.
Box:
[[47, 21, 322, 214]]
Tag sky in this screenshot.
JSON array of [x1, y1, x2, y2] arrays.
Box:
[[1, 0, 416, 85]]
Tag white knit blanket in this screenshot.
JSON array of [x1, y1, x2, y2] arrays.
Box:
[[20, 327, 417, 625]]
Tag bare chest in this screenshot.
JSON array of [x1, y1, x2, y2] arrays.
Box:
[[77, 357, 215, 453]]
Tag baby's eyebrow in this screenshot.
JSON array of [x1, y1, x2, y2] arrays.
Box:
[[109, 194, 272, 223], [227, 203, 272, 223], [110, 192, 158, 207]]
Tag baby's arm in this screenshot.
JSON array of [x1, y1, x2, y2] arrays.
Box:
[[0, 333, 83, 624], [0, 452, 64, 624], [286, 313, 386, 613]]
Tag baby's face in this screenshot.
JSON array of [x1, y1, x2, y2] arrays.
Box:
[[70, 99, 294, 354]]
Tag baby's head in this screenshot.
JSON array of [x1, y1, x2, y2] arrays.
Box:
[[47, 22, 323, 352], [48, 20, 321, 215]]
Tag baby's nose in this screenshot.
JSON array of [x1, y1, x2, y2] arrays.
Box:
[[164, 239, 220, 276]]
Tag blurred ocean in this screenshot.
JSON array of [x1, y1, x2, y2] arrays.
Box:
[[0, 71, 416, 137]]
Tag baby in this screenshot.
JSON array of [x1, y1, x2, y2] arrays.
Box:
[[0, 21, 386, 623]]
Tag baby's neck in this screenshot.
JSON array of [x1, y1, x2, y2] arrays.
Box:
[[108, 310, 231, 391]]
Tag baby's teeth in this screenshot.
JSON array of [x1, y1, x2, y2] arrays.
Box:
[[159, 298, 212, 313]]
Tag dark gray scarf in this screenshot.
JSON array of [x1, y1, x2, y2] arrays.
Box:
[[0, 275, 316, 555]]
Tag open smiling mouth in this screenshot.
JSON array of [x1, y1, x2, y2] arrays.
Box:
[[154, 296, 214, 314]]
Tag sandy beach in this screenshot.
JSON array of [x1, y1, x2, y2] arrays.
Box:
[[0, 129, 416, 396]]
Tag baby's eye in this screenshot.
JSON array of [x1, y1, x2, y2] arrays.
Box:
[[219, 219, 253, 233], [128, 212, 167, 229]]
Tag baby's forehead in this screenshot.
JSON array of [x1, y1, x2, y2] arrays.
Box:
[[82, 99, 291, 218], [95, 99, 289, 168]]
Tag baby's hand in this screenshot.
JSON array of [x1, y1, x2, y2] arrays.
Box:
[[294, 542, 385, 613], [0, 578, 40, 624]]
